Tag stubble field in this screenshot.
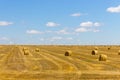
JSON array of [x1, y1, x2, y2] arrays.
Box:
[[0, 45, 120, 80]]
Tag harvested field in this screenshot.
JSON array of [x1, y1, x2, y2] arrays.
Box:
[[0, 45, 120, 80]]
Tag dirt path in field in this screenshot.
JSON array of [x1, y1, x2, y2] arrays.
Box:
[[19, 46, 43, 71], [34, 51, 62, 70], [1, 46, 27, 71]]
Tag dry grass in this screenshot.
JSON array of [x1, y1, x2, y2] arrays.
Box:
[[0, 45, 119, 79], [94, 47, 98, 50]]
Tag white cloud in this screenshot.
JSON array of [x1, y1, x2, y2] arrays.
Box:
[[50, 36, 73, 42], [75, 27, 89, 32], [80, 21, 101, 27], [107, 5, 120, 13], [0, 37, 9, 41], [75, 21, 101, 33], [50, 37, 63, 41], [46, 22, 60, 27], [40, 37, 73, 43], [94, 22, 101, 27], [26, 30, 43, 34], [56, 29, 69, 34], [80, 21, 93, 27], [51, 37, 62, 40], [45, 29, 70, 34], [0, 21, 13, 26], [71, 13, 81, 17], [75, 27, 100, 33]]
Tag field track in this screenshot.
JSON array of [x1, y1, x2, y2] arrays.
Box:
[[0, 45, 120, 80]]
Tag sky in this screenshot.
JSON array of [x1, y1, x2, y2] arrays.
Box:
[[0, 0, 120, 45]]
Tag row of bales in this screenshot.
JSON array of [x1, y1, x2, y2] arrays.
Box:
[[64, 50, 107, 61], [23, 47, 40, 55], [91, 47, 107, 61], [22, 46, 119, 62], [91, 46, 120, 61], [64, 46, 120, 62]]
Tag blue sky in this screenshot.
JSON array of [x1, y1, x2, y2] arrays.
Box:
[[0, 0, 120, 45]]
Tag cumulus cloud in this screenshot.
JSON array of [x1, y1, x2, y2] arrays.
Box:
[[0, 21, 13, 26], [75, 27, 100, 33], [80, 21, 101, 27], [94, 22, 101, 27], [45, 29, 70, 35], [71, 13, 81, 17], [80, 21, 93, 27], [26, 30, 43, 34], [50, 37, 63, 41], [75, 27, 89, 32], [75, 21, 101, 33], [56, 29, 69, 34], [46, 22, 60, 27], [107, 5, 120, 13], [40, 37, 73, 43], [0, 37, 9, 41], [52, 37, 62, 40], [50, 37, 73, 41]]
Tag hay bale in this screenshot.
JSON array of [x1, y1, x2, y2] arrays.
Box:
[[108, 47, 111, 50], [35, 48, 40, 52], [99, 54, 107, 61], [118, 50, 120, 55], [65, 50, 72, 56], [91, 50, 98, 55], [23, 47, 28, 51], [24, 50, 29, 55]]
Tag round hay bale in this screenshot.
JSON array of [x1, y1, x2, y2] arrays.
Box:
[[65, 50, 72, 56], [108, 47, 111, 50], [99, 54, 107, 61], [35, 48, 40, 52], [94, 47, 98, 50], [23, 47, 28, 51], [24, 50, 29, 55], [118, 50, 120, 55], [91, 50, 98, 55]]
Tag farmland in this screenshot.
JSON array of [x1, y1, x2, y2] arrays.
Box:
[[0, 45, 120, 80]]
